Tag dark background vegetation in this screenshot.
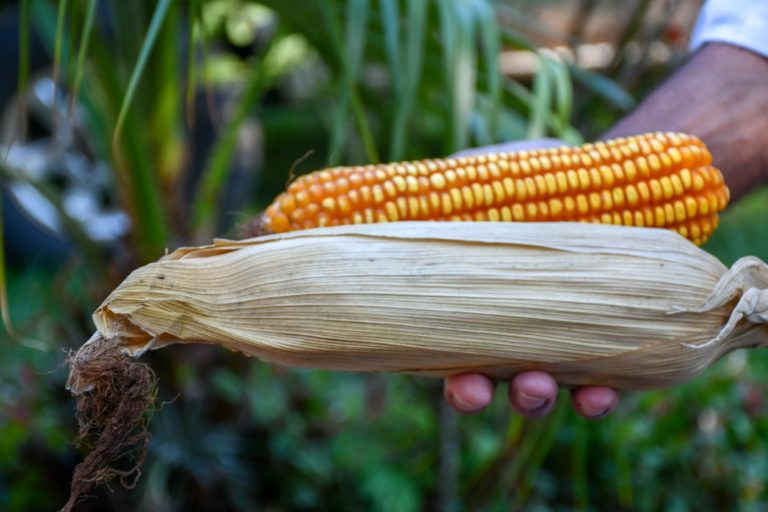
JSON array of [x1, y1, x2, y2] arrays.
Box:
[[1, 0, 768, 510]]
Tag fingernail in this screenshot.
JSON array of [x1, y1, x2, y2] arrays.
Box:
[[582, 406, 610, 419], [518, 392, 548, 411], [447, 391, 483, 412]]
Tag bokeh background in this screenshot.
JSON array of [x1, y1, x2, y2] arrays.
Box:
[[1, 0, 767, 510]]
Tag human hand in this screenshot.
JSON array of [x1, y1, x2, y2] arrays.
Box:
[[445, 139, 619, 419], [444, 372, 619, 419]]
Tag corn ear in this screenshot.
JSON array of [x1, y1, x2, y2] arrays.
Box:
[[251, 132, 730, 246], [77, 222, 767, 390]]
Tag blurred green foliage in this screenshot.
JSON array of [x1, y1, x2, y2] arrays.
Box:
[[1, 0, 768, 511]]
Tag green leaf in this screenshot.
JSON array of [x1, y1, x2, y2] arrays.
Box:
[[527, 53, 552, 139], [572, 418, 589, 510], [389, 0, 427, 161], [439, 0, 477, 153], [548, 57, 573, 136], [193, 60, 266, 232], [186, 0, 202, 126], [322, 0, 378, 165], [569, 64, 635, 111], [474, 0, 501, 141], [321, 0, 350, 165], [0, 194, 14, 338], [378, 0, 401, 92], [500, 27, 537, 52], [437, 0, 457, 153], [455, 15, 476, 151], [69, 0, 98, 122], [15, 0, 31, 142], [509, 401, 567, 510], [52, 0, 69, 90], [146, 0, 183, 186], [113, 0, 174, 141], [345, 0, 369, 79]]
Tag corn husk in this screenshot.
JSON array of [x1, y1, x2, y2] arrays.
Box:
[[81, 221, 767, 390]]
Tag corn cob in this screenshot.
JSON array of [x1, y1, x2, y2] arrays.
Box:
[[76, 222, 766, 390], [251, 132, 729, 245], [67, 222, 767, 507]]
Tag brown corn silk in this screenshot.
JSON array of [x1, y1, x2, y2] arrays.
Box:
[[249, 132, 730, 246], [78, 221, 767, 390]]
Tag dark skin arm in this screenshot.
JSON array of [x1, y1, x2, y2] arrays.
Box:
[[445, 43, 768, 418], [604, 43, 768, 199]]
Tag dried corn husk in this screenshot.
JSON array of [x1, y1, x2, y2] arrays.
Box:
[[76, 221, 767, 390]]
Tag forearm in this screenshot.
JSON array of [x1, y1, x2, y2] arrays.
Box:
[[602, 43, 768, 201]]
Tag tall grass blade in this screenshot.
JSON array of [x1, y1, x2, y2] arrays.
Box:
[[467, 411, 524, 506], [510, 402, 567, 510], [378, 0, 401, 88], [52, 0, 69, 93], [14, 0, 31, 146], [0, 0, 33, 337], [569, 64, 635, 111], [455, 3, 476, 151], [192, 63, 266, 232], [572, 418, 589, 510], [500, 28, 536, 52], [527, 53, 552, 139], [146, 0, 182, 186], [51, 0, 69, 138], [504, 77, 534, 110], [113, 0, 174, 142], [379, 0, 401, 158], [74, 32, 169, 261], [475, 0, 501, 141], [345, 0, 368, 79], [438, 399, 459, 512], [0, 194, 15, 338], [69, 0, 97, 125], [440, 0, 476, 152], [437, 0, 456, 153], [321, 0, 350, 165], [389, 0, 426, 161], [546, 57, 582, 144], [185, 0, 201, 126], [615, 430, 635, 507], [195, 0, 220, 127], [322, 0, 378, 165], [550, 58, 572, 134]]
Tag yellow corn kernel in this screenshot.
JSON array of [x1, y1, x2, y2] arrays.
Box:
[[255, 132, 729, 244]]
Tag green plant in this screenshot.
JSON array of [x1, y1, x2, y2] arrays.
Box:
[[4, 1, 768, 511]]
